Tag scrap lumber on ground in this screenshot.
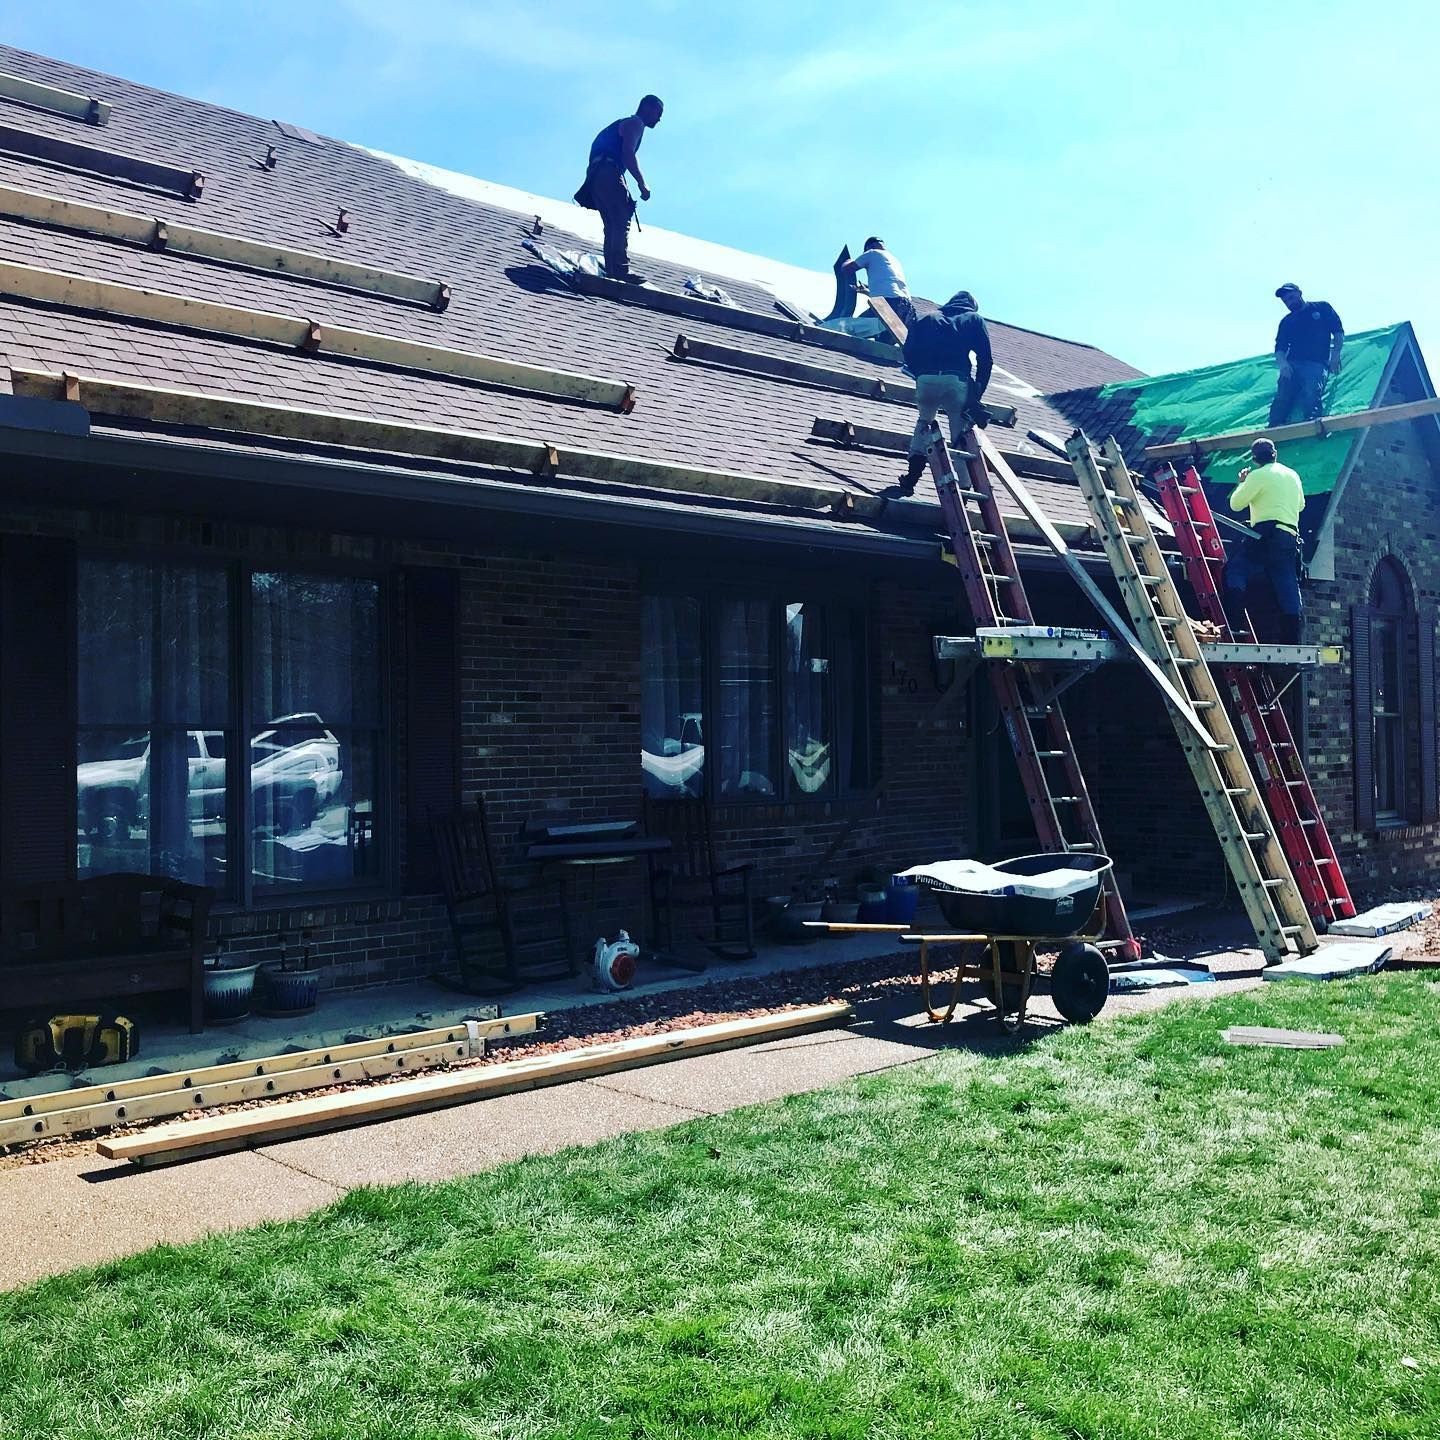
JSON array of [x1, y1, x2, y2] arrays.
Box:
[[98, 1002, 853, 1167], [0, 1014, 543, 1148]]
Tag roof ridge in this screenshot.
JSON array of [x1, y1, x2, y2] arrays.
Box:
[[1078, 323, 1409, 400]]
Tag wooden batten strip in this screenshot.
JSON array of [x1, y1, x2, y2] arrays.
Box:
[[0, 258, 627, 409], [1142, 397, 1440, 460], [0, 71, 111, 126], [0, 181, 449, 309], [674, 332, 919, 405], [0, 120, 202, 199], [97, 1002, 853, 1165], [0, 1012, 541, 1130], [568, 270, 901, 366], [9, 367, 854, 512]]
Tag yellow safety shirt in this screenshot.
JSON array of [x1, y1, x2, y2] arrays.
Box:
[[1229, 461, 1304, 530]]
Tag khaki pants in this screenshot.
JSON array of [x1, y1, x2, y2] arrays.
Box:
[[909, 373, 975, 455]]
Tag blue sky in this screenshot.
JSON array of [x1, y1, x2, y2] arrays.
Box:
[[7, 0, 1436, 375]]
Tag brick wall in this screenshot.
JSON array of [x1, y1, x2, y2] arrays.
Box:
[[1304, 368, 1440, 891]]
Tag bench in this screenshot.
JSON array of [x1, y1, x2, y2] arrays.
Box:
[[0, 874, 213, 1033]]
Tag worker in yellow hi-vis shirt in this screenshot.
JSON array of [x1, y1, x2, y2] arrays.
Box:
[[1225, 437, 1305, 645]]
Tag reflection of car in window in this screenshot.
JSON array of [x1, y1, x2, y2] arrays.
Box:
[[77, 714, 344, 838]]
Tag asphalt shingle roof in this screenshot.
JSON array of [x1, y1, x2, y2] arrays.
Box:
[[0, 44, 1146, 544]]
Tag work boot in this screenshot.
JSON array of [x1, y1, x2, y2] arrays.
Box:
[[897, 453, 927, 498], [616, 270, 648, 286]]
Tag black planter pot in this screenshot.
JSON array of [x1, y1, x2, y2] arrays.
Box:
[[256, 964, 321, 1018]]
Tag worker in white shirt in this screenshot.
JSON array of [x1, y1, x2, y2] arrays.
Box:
[[839, 238, 909, 302]]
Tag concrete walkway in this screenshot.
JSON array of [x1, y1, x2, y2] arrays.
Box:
[[1, 1021, 925, 1292]]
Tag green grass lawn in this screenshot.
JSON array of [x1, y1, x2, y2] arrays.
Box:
[[4, 978, 1440, 1439]]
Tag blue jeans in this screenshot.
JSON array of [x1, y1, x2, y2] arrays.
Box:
[[1226, 521, 1302, 641], [1269, 361, 1327, 426]]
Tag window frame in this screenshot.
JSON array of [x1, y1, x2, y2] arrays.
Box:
[[76, 544, 395, 907], [1352, 554, 1437, 832], [641, 577, 877, 806]]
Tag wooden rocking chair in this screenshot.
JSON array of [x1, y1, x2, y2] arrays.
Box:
[[644, 796, 756, 962], [431, 796, 574, 993]]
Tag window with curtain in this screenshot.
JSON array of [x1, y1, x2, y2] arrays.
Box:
[[641, 594, 705, 797], [77, 559, 231, 890], [717, 598, 778, 797], [640, 588, 872, 802], [250, 572, 382, 892], [76, 558, 385, 899]]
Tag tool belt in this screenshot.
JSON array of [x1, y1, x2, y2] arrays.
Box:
[[15, 1013, 139, 1073], [574, 158, 631, 212]]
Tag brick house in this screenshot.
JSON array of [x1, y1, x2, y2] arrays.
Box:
[[0, 45, 1435, 1008]]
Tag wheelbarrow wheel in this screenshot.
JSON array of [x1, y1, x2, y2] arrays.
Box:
[[1051, 942, 1109, 1023]]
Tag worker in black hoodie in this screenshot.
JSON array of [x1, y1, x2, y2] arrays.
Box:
[[899, 291, 993, 496]]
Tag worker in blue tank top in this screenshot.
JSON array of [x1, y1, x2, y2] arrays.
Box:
[[574, 95, 664, 285]]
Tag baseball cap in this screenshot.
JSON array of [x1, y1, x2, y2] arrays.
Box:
[[1275, 282, 1301, 297]]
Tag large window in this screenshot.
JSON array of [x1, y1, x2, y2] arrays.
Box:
[[77, 558, 384, 898], [641, 589, 873, 801], [78, 560, 230, 888]]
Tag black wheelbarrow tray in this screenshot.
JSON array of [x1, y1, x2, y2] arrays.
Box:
[[903, 853, 1112, 937]]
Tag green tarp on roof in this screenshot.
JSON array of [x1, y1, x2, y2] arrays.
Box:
[[1094, 324, 1404, 497]]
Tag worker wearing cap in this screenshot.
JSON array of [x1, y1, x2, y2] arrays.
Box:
[[1270, 284, 1344, 426], [1226, 438, 1305, 645]]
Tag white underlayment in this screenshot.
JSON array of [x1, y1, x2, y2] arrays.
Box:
[[364, 148, 1056, 406]]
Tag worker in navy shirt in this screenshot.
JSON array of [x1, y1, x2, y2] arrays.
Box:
[[574, 95, 663, 285], [1269, 283, 1344, 426]]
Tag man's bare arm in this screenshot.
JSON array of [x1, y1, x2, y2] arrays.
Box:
[[619, 117, 650, 199]]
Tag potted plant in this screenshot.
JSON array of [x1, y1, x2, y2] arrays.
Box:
[[203, 941, 262, 1024], [257, 930, 322, 1018], [856, 865, 889, 923]]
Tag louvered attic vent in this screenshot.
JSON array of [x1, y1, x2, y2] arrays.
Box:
[[0, 71, 112, 125], [0, 120, 203, 199], [273, 119, 321, 144]]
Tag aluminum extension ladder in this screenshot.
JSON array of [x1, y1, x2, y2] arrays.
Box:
[[1153, 462, 1355, 923], [925, 429, 1139, 959], [1066, 433, 1317, 964]]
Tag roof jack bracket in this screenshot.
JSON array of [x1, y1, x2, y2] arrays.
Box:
[[619, 385, 638, 415], [259, 144, 277, 171], [150, 221, 169, 251], [301, 321, 323, 353], [431, 284, 453, 313], [534, 444, 561, 478]]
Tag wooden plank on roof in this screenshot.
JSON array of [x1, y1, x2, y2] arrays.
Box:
[[0, 181, 449, 309], [1143, 397, 1440, 460], [673, 332, 918, 405], [0, 120, 202, 198], [9, 367, 854, 513], [569, 269, 901, 365], [0, 258, 625, 409], [0, 71, 111, 125]]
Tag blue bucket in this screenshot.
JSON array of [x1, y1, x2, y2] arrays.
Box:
[[885, 874, 919, 924]]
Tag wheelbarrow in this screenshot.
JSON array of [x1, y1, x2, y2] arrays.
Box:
[[811, 854, 1115, 1032]]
